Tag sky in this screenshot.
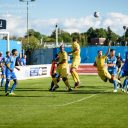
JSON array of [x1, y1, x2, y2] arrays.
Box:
[[0, 0, 128, 36]]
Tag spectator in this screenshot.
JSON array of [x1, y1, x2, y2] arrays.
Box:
[[21, 55, 27, 66], [0, 52, 3, 62], [116, 53, 124, 72], [15, 53, 22, 66]]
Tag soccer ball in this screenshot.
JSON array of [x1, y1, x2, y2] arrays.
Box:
[[94, 11, 100, 18]]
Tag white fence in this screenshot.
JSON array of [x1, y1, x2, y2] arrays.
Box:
[[0, 64, 97, 80], [14, 64, 51, 80]]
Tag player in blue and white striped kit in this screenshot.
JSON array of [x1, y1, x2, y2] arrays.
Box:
[[107, 49, 118, 92], [5, 49, 20, 96]]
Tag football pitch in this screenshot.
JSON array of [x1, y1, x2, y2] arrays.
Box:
[[0, 75, 128, 128]]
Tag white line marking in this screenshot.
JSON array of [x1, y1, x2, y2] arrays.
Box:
[[0, 94, 97, 108], [53, 94, 97, 107]]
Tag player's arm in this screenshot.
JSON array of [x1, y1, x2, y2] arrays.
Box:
[[105, 42, 111, 56], [68, 48, 78, 55], [107, 63, 116, 67], [121, 57, 124, 63], [15, 66, 20, 71], [5, 63, 13, 72], [58, 59, 66, 65], [107, 57, 117, 67], [57, 53, 67, 65]]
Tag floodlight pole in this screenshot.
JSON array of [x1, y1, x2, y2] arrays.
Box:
[[27, 1, 29, 44], [55, 24, 58, 47], [19, 0, 35, 45]]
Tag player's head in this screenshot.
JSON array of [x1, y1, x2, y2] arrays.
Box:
[[12, 49, 18, 56], [60, 44, 64, 52], [110, 49, 115, 57], [72, 37, 78, 43], [6, 51, 10, 57], [98, 50, 102, 56]]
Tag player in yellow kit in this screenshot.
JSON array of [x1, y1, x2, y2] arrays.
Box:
[[68, 38, 81, 88], [94, 44, 121, 85], [52, 44, 72, 92]]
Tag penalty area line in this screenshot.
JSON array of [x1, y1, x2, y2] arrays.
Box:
[[0, 94, 97, 108], [52, 94, 97, 107]]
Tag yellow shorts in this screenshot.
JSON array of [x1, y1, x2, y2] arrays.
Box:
[[56, 66, 68, 78], [71, 58, 80, 69], [98, 69, 111, 81]]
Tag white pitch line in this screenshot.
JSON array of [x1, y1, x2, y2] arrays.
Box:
[[0, 94, 97, 108], [53, 94, 97, 107]]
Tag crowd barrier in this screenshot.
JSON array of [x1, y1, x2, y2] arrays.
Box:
[[14, 64, 51, 80], [0, 64, 97, 80]]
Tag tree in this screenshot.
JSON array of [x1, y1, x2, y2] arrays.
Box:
[[22, 35, 41, 51], [80, 33, 88, 46], [51, 29, 72, 43], [106, 27, 119, 45]]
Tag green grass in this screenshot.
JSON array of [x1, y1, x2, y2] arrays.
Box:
[[0, 75, 128, 128]]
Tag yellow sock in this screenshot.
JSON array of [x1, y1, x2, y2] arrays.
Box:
[[64, 79, 71, 89], [72, 71, 80, 82], [71, 72, 77, 82]]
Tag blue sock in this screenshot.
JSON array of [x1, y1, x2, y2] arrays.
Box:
[[10, 82, 17, 93], [113, 80, 117, 90], [5, 80, 10, 93], [1, 78, 4, 87]]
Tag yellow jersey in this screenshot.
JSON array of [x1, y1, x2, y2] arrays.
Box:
[[58, 51, 68, 68], [72, 41, 80, 59], [96, 55, 107, 71]]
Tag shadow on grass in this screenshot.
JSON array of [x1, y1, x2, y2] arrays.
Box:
[[0, 95, 56, 98], [69, 90, 112, 94], [15, 88, 49, 92], [14, 95, 56, 98]]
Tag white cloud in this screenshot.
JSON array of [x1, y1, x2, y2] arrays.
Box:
[[1, 12, 128, 36], [63, 28, 80, 34]]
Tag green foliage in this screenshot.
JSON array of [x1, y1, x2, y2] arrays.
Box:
[[17, 27, 128, 50], [22, 35, 41, 50]]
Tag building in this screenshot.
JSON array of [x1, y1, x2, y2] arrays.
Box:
[[90, 38, 106, 45]]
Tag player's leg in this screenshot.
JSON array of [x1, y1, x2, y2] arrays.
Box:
[[70, 69, 77, 82], [1, 75, 5, 87], [118, 69, 124, 80], [5, 79, 10, 96], [122, 77, 128, 92], [62, 77, 72, 91], [52, 78, 60, 91], [49, 73, 60, 91], [70, 59, 80, 88], [111, 75, 118, 92], [9, 72, 17, 95], [1, 68, 5, 87], [110, 69, 118, 92], [105, 69, 121, 84], [51, 68, 60, 91], [98, 70, 108, 82], [61, 67, 72, 91], [5, 72, 11, 95], [10, 79, 17, 95]]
